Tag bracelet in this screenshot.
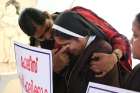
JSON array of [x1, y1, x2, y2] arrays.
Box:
[[113, 52, 120, 62]]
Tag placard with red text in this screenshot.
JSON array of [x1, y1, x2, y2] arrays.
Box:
[[86, 82, 138, 93], [14, 42, 53, 93]]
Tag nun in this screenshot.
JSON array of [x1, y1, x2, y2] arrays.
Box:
[[52, 11, 119, 93]]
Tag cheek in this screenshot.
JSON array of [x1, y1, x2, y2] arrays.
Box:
[[54, 37, 65, 45], [68, 42, 79, 52], [132, 40, 140, 55], [69, 42, 83, 52], [68, 44, 76, 51], [132, 23, 140, 32]]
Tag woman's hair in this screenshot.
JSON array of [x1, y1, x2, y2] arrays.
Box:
[[136, 13, 140, 24], [18, 8, 52, 36]]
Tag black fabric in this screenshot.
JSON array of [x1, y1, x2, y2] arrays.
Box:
[[29, 37, 40, 46], [54, 11, 106, 40], [54, 11, 91, 37], [53, 55, 78, 93], [76, 14, 107, 40], [124, 63, 140, 92], [117, 61, 130, 87], [40, 39, 55, 50]]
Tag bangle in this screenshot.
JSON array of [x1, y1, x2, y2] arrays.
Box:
[[113, 52, 120, 62]]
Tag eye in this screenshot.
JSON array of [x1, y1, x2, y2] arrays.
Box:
[[133, 33, 138, 38]]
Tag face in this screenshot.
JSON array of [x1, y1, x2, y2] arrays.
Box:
[[131, 19, 140, 59], [54, 36, 87, 56], [33, 19, 53, 41]]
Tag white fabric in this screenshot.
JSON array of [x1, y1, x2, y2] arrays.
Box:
[[86, 36, 96, 47], [52, 24, 84, 38]]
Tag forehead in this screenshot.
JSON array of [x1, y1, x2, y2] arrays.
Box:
[[133, 20, 140, 31], [133, 19, 140, 27], [55, 36, 78, 44]]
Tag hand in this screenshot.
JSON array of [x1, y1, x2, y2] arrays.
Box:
[[52, 45, 70, 73], [90, 52, 117, 77]]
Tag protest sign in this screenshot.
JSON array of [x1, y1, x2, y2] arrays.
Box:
[[86, 82, 138, 93], [14, 42, 53, 93]]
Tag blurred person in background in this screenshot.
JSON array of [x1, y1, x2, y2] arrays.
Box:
[[124, 13, 140, 92]]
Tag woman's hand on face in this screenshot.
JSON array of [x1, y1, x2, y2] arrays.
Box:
[[52, 45, 70, 73]]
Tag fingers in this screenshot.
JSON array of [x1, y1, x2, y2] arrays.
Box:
[[52, 49, 59, 55], [57, 45, 69, 54], [53, 45, 70, 73], [92, 53, 102, 58], [53, 53, 69, 73], [91, 52, 105, 59], [91, 53, 103, 61]]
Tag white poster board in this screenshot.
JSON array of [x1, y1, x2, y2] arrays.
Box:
[[86, 82, 138, 93], [14, 42, 53, 93]]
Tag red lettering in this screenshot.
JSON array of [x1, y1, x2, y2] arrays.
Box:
[[44, 89, 48, 93], [21, 55, 38, 74], [22, 78, 48, 93]]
